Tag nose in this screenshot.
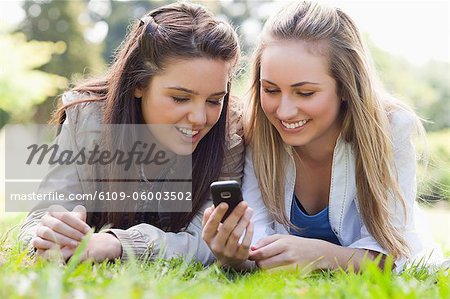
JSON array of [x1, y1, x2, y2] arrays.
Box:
[[276, 94, 298, 120], [187, 103, 207, 126]]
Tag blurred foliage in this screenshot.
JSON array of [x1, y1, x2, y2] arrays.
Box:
[[18, 0, 105, 123], [98, 0, 173, 63], [19, 0, 105, 79], [370, 40, 449, 131], [418, 130, 450, 202], [0, 32, 67, 128], [418, 62, 450, 131]]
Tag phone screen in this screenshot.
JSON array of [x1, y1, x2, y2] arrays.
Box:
[[210, 180, 243, 222]]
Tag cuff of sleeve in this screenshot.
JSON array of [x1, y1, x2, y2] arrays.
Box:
[[18, 233, 38, 258], [348, 240, 406, 274], [105, 228, 154, 261], [347, 243, 388, 256], [27, 242, 37, 258]]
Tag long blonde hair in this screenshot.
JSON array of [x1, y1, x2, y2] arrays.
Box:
[[245, 1, 423, 259]]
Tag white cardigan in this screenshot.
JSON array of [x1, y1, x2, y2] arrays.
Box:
[[243, 109, 443, 273]]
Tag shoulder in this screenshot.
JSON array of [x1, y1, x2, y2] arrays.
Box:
[[59, 91, 105, 149], [226, 96, 244, 149], [218, 96, 246, 182], [386, 106, 420, 147], [61, 91, 104, 128], [387, 107, 417, 133]]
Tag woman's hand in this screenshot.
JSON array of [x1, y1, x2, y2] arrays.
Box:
[[249, 234, 329, 271], [35, 232, 123, 263], [33, 204, 91, 260], [202, 201, 254, 267], [249, 234, 381, 272], [76, 232, 122, 262]]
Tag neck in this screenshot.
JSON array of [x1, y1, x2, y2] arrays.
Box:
[[294, 126, 340, 167]]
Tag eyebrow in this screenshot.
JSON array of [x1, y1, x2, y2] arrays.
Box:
[[261, 79, 319, 87], [166, 86, 227, 97]]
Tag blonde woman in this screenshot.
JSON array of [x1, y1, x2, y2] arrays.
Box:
[[202, 1, 442, 272]]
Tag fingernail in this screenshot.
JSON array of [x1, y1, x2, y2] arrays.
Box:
[[71, 241, 78, 247]]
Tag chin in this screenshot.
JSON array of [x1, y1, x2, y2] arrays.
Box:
[[169, 144, 196, 156], [279, 135, 308, 147]]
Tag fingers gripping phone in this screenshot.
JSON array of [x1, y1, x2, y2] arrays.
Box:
[[210, 180, 243, 222]]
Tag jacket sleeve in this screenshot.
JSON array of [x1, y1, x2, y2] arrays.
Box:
[[242, 148, 277, 246], [106, 200, 215, 264], [105, 98, 246, 264], [348, 110, 442, 273], [18, 94, 87, 253]]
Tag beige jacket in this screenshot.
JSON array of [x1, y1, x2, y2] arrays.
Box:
[[18, 92, 245, 265]]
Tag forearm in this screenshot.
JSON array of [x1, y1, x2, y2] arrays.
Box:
[[107, 223, 214, 264], [318, 240, 383, 271], [220, 260, 256, 272], [18, 209, 47, 254]]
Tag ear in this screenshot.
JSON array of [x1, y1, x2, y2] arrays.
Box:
[[134, 87, 144, 99]]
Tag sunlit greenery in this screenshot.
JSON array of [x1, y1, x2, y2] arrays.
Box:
[[418, 130, 450, 202], [0, 32, 67, 127], [0, 219, 448, 299]]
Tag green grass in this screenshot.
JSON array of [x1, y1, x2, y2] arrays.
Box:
[[0, 214, 449, 299], [1, 245, 448, 299], [1, 118, 449, 298]]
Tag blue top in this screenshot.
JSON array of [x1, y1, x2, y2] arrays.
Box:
[[290, 194, 341, 245]]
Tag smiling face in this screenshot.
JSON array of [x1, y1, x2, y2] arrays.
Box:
[[135, 57, 231, 155], [259, 40, 342, 153]]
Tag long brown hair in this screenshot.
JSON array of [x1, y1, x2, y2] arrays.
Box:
[[245, 1, 423, 259], [52, 2, 240, 232]]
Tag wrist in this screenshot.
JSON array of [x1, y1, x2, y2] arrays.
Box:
[[102, 232, 123, 259], [314, 239, 334, 270], [219, 257, 244, 268]]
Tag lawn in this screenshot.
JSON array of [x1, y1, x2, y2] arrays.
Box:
[[0, 211, 449, 299]]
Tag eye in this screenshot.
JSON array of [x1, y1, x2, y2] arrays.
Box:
[[207, 98, 224, 106], [296, 91, 315, 97], [263, 88, 280, 94], [172, 96, 190, 103]]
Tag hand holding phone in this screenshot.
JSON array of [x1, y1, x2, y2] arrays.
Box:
[[210, 180, 243, 222], [203, 180, 254, 267]]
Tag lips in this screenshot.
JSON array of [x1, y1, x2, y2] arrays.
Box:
[[280, 119, 309, 129], [175, 126, 200, 137]]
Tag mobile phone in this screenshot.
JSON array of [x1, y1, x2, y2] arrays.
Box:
[[210, 180, 243, 222]]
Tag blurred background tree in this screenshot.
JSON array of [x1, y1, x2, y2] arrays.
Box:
[[370, 40, 450, 132], [98, 0, 172, 63], [18, 0, 105, 123], [0, 32, 67, 128]]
